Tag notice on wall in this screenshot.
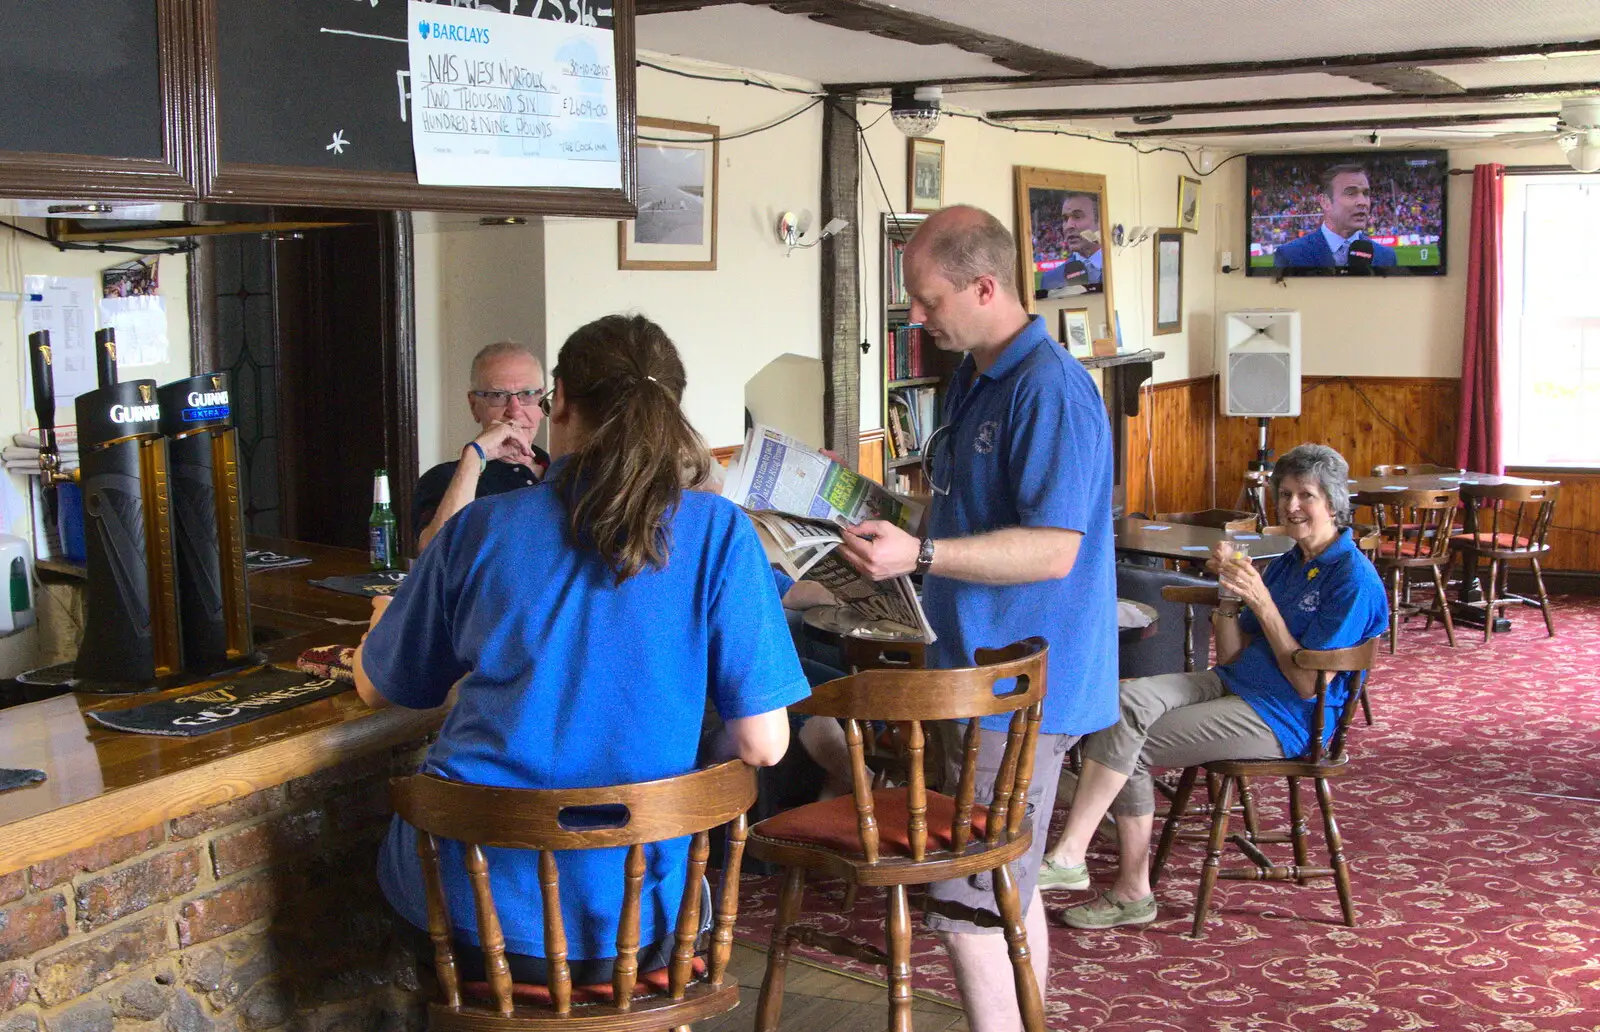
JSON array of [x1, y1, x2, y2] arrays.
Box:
[[407, 0, 620, 189], [99, 295, 169, 368], [21, 276, 96, 435]]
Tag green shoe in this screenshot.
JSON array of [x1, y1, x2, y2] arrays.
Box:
[[1037, 858, 1090, 892], [1058, 891, 1158, 929]]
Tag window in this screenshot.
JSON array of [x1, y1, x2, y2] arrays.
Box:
[[1501, 175, 1600, 468]]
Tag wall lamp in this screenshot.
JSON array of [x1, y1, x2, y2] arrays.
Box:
[[777, 212, 850, 256]]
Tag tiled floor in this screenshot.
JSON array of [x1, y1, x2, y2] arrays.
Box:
[[694, 943, 969, 1032]]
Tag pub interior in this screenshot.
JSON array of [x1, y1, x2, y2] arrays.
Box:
[[2, 3, 1598, 1032]]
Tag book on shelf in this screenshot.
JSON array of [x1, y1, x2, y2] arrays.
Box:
[[888, 385, 941, 454], [888, 238, 909, 306], [722, 424, 935, 642]]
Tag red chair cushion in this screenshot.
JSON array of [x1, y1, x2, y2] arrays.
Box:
[[1376, 540, 1426, 558], [460, 957, 706, 1006], [1451, 531, 1533, 550], [752, 789, 990, 856]]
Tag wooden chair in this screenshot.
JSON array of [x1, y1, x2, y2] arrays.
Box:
[[389, 760, 757, 1032], [1239, 468, 1273, 527], [1370, 463, 1463, 476], [1357, 488, 1459, 652], [1152, 636, 1379, 938], [1451, 481, 1561, 642], [747, 638, 1049, 1032], [1155, 509, 1260, 533]]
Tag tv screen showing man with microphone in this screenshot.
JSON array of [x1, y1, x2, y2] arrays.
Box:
[[1247, 150, 1447, 277], [1031, 187, 1105, 296]]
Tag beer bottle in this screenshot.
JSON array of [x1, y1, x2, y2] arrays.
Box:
[[369, 469, 398, 571]]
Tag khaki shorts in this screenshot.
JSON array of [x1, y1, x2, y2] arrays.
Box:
[[923, 723, 1075, 935]]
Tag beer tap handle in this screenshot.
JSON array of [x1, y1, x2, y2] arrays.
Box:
[[28, 330, 56, 457], [95, 328, 118, 389]]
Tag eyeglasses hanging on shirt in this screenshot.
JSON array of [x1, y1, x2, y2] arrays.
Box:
[[921, 423, 955, 497]]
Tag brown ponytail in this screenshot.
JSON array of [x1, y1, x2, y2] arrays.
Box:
[[551, 314, 711, 583]]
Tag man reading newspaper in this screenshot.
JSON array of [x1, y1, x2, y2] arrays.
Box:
[[721, 425, 935, 642]]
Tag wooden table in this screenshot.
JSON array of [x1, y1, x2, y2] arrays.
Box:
[[1346, 471, 1551, 496], [0, 538, 442, 872], [1113, 518, 1296, 563]]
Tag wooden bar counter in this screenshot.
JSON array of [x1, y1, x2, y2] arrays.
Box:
[[0, 539, 441, 1032]]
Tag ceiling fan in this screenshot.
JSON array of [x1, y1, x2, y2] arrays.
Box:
[[1485, 97, 1600, 172]]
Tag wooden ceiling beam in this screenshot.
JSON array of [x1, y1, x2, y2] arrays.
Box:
[[1113, 110, 1560, 139], [827, 37, 1600, 93], [989, 82, 1600, 122]]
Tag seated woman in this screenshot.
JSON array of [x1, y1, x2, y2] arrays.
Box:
[[354, 314, 811, 983], [1041, 443, 1389, 929]]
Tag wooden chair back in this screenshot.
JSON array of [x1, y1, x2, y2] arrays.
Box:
[[1157, 509, 1259, 533], [1296, 639, 1379, 765], [1370, 463, 1462, 476], [1359, 488, 1460, 565], [1159, 584, 1219, 673], [1458, 481, 1560, 556], [840, 634, 926, 673], [793, 637, 1047, 863], [389, 760, 757, 1021]]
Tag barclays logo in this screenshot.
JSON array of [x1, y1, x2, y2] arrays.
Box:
[[418, 20, 491, 44]]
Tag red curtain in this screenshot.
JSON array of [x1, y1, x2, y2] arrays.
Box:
[[1456, 163, 1504, 474]]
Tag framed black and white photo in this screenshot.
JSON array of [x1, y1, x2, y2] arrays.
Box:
[[1178, 175, 1201, 233], [907, 137, 944, 213], [1153, 228, 1184, 335], [1058, 307, 1092, 357], [619, 118, 719, 270]]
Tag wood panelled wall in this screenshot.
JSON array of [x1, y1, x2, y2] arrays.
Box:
[[1124, 375, 1215, 517]]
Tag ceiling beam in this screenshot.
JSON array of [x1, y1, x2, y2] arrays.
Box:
[[989, 82, 1600, 122], [1113, 110, 1560, 139], [827, 37, 1600, 93]]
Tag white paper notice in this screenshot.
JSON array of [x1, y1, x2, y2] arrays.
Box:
[[22, 276, 96, 433], [98, 295, 170, 368], [407, 1, 620, 189], [1157, 238, 1182, 325]]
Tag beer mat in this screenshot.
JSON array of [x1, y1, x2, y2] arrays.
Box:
[[246, 549, 313, 571], [87, 667, 345, 737], [296, 644, 356, 684], [0, 769, 46, 793], [309, 571, 406, 597], [17, 662, 77, 689]]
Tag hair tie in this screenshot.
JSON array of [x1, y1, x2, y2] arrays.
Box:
[[645, 375, 659, 384]]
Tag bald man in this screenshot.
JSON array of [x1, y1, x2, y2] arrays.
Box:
[[836, 205, 1118, 1032]]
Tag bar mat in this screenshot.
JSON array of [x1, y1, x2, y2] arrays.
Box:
[[246, 549, 313, 571], [309, 571, 406, 597], [0, 768, 46, 793], [87, 666, 345, 737], [17, 662, 78, 689], [297, 644, 355, 684]]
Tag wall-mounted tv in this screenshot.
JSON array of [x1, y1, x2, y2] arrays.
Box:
[[1246, 149, 1448, 277]]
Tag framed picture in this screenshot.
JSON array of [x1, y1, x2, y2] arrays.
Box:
[[907, 137, 944, 213], [1058, 308, 1092, 358], [618, 118, 719, 270], [1178, 175, 1201, 233], [1153, 228, 1184, 335]]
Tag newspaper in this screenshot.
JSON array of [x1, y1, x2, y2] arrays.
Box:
[[723, 425, 935, 642]]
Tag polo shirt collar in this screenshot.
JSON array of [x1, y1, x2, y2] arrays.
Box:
[[971, 314, 1051, 384], [1292, 526, 1355, 571]]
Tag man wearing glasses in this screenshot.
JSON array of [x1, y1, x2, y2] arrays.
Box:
[[838, 205, 1117, 1032], [414, 341, 550, 550]]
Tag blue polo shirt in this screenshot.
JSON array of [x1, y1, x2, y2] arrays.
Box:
[[1218, 528, 1389, 758], [365, 475, 810, 961], [922, 315, 1118, 736]]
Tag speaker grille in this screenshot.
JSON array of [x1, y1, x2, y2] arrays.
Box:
[[1227, 353, 1292, 415]]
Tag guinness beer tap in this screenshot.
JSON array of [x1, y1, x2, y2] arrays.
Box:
[[28, 332, 74, 530], [159, 372, 257, 675], [69, 328, 185, 690]]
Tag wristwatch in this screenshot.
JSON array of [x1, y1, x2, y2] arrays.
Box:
[[914, 537, 936, 575]]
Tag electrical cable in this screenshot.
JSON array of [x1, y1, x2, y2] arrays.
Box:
[[637, 97, 824, 144]]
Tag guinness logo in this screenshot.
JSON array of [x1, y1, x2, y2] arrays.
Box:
[[210, 374, 223, 391], [182, 689, 239, 705], [106, 342, 118, 362], [138, 384, 153, 404], [39, 344, 51, 365]]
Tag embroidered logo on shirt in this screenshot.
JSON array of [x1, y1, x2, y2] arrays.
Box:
[[974, 420, 1000, 454], [1300, 590, 1320, 612]]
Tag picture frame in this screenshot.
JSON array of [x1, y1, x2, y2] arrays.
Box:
[[1153, 228, 1184, 335], [1013, 165, 1116, 351], [618, 118, 719, 270], [1178, 175, 1201, 233], [907, 137, 945, 213], [1058, 307, 1093, 358]]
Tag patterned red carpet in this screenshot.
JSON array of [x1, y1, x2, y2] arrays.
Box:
[[735, 595, 1600, 1030]]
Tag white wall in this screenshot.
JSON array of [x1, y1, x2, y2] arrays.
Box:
[[1211, 142, 1567, 378], [542, 60, 827, 448], [857, 105, 1223, 429], [0, 221, 192, 676]]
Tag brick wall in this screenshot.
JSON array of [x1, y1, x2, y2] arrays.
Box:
[[0, 742, 433, 1032]]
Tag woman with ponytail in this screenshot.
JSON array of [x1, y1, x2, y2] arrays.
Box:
[[355, 313, 810, 984]]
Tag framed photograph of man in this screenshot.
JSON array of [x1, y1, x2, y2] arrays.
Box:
[[907, 137, 944, 213], [1058, 308, 1092, 358], [1178, 175, 1201, 233], [619, 118, 719, 270]]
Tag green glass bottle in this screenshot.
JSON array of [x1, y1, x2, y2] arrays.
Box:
[[368, 469, 398, 571]]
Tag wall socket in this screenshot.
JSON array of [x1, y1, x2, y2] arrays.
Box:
[[1221, 250, 1234, 270]]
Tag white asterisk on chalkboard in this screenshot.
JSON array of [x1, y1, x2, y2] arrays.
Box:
[[326, 130, 351, 155]]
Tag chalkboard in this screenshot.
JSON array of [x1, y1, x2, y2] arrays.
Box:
[[211, 0, 628, 197], [0, 0, 165, 160]]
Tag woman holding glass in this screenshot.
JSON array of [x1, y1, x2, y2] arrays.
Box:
[[1038, 443, 1389, 929]]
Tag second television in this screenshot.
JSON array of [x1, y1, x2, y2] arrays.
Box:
[[1246, 149, 1448, 276]]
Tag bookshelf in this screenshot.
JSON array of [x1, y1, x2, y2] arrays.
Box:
[[880, 212, 961, 493]]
